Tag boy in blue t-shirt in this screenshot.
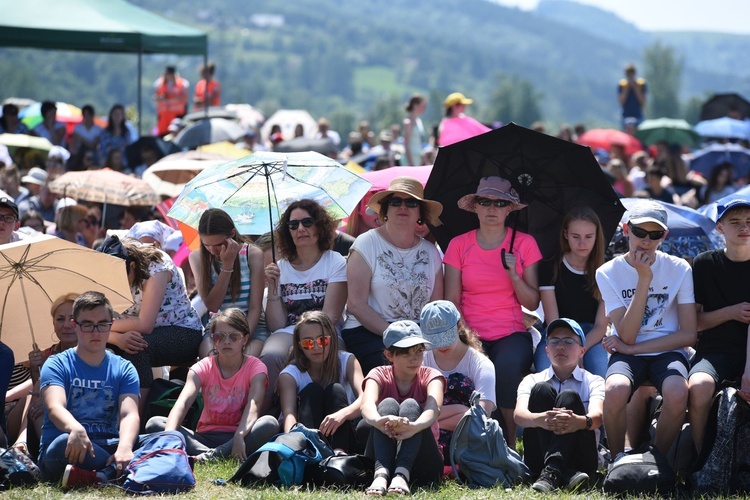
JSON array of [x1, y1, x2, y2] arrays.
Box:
[[39, 291, 141, 488]]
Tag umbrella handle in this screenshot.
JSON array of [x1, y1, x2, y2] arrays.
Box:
[[501, 249, 510, 270]]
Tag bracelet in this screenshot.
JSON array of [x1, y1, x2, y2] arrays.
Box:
[[268, 296, 281, 302], [221, 268, 234, 273]]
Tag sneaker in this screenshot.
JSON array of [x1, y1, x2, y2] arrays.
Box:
[[61, 464, 101, 489], [563, 470, 589, 491], [531, 466, 562, 492]]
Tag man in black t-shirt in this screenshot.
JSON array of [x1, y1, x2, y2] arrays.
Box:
[[688, 199, 750, 453]]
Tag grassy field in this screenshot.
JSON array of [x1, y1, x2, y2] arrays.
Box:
[[0, 458, 608, 499]]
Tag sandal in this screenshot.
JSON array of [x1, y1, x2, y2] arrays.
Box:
[[366, 473, 389, 496], [387, 473, 410, 495]]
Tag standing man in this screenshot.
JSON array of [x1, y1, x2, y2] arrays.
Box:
[[39, 292, 141, 488], [153, 66, 189, 137], [515, 318, 604, 492], [618, 63, 647, 128], [595, 201, 696, 460], [688, 199, 750, 453]]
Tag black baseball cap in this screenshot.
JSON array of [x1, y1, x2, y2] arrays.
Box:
[[0, 197, 19, 218]]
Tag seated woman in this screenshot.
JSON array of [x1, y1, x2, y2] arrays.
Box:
[[189, 208, 266, 357], [98, 235, 203, 407], [146, 309, 279, 461], [278, 311, 363, 453], [5, 293, 79, 454], [419, 300, 496, 459], [359, 321, 445, 496], [263, 199, 347, 415], [343, 177, 444, 376]]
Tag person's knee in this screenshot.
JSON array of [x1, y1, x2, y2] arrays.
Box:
[[300, 382, 325, 400], [378, 397, 399, 416], [398, 398, 422, 421], [605, 376, 632, 408], [253, 415, 280, 439], [660, 377, 688, 412], [145, 416, 167, 433], [556, 389, 584, 411], [688, 373, 716, 405], [323, 382, 347, 400]]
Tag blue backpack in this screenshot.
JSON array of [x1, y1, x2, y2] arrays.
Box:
[[230, 430, 327, 488], [122, 431, 195, 493], [449, 391, 531, 487]]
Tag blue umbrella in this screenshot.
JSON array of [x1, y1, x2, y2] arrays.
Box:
[[608, 198, 723, 259], [689, 143, 750, 179], [698, 184, 750, 222], [694, 117, 750, 140]]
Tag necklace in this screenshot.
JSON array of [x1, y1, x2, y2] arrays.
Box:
[[217, 355, 245, 380], [383, 227, 419, 269]]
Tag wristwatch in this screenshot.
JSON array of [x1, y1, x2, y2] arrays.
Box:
[[584, 415, 593, 430]]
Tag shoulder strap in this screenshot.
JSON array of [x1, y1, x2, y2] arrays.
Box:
[[449, 410, 472, 481], [256, 441, 295, 459]]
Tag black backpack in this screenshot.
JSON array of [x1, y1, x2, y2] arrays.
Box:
[[692, 387, 750, 495], [602, 444, 677, 496]]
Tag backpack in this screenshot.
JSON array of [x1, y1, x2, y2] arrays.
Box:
[[449, 390, 531, 487], [145, 378, 203, 431], [230, 431, 324, 488], [602, 444, 676, 496], [122, 430, 196, 494], [692, 387, 750, 495]]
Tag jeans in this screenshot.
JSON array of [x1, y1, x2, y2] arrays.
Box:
[[342, 325, 387, 376], [534, 322, 608, 378], [359, 398, 442, 487], [40, 434, 143, 483]]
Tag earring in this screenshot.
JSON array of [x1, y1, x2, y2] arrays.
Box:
[[383, 215, 388, 222], [417, 218, 423, 225]]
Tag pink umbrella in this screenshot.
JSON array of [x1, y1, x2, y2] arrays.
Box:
[[439, 116, 491, 147]]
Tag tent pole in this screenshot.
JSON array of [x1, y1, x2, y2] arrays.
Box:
[[138, 50, 143, 136], [204, 49, 209, 120]]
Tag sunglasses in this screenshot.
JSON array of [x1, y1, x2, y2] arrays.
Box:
[[475, 197, 511, 208], [287, 217, 314, 230], [387, 196, 420, 208], [547, 337, 582, 347], [298, 335, 331, 350], [211, 331, 244, 343], [627, 222, 666, 241]]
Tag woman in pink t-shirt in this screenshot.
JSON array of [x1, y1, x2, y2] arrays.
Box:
[[360, 321, 445, 495], [145, 309, 279, 461], [443, 176, 542, 445]]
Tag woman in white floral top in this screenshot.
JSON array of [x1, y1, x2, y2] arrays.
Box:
[[98, 235, 203, 408]]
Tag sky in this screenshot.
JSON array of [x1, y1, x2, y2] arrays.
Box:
[[494, 0, 750, 35]]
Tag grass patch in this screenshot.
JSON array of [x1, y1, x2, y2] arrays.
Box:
[[0, 457, 616, 499]]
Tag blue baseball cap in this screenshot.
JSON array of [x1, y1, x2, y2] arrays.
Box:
[[716, 199, 750, 222], [546, 318, 586, 346], [420, 300, 461, 349]]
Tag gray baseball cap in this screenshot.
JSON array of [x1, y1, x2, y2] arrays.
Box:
[[383, 320, 431, 349], [627, 200, 668, 230]]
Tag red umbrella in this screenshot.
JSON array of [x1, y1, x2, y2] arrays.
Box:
[[577, 128, 644, 156]]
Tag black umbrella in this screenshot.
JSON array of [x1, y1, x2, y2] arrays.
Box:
[[424, 123, 625, 262], [125, 136, 180, 168], [273, 136, 338, 156], [700, 93, 750, 121], [173, 118, 247, 149]]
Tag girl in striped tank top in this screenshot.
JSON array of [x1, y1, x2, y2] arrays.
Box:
[[189, 209, 267, 357]]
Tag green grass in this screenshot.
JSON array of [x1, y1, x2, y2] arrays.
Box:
[[1, 458, 610, 499]]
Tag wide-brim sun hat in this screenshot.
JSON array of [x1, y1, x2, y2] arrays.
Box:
[[368, 176, 443, 226], [458, 176, 527, 213]]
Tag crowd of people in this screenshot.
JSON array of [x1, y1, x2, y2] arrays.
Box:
[[0, 70, 749, 494]]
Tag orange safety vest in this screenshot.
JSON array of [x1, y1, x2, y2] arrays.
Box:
[[194, 79, 221, 109], [155, 77, 188, 115]]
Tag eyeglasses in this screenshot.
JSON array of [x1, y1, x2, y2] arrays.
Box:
[[475, 197, 511, 208], [211, 331, 244, 343], [287, 217, 314, 230], [74, 321, 113, 333], [547, 337, 582, 347], [387, 197, 420, 208], [0, 215, 17, 224], [298, 335, 331, 350], [627, 222, 666, 241]]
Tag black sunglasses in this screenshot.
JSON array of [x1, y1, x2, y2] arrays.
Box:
[[475, 197, 511, 208], [388, 196, 420, 208], [627, 222, 666, 240], [287, 217, 314, 230]]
